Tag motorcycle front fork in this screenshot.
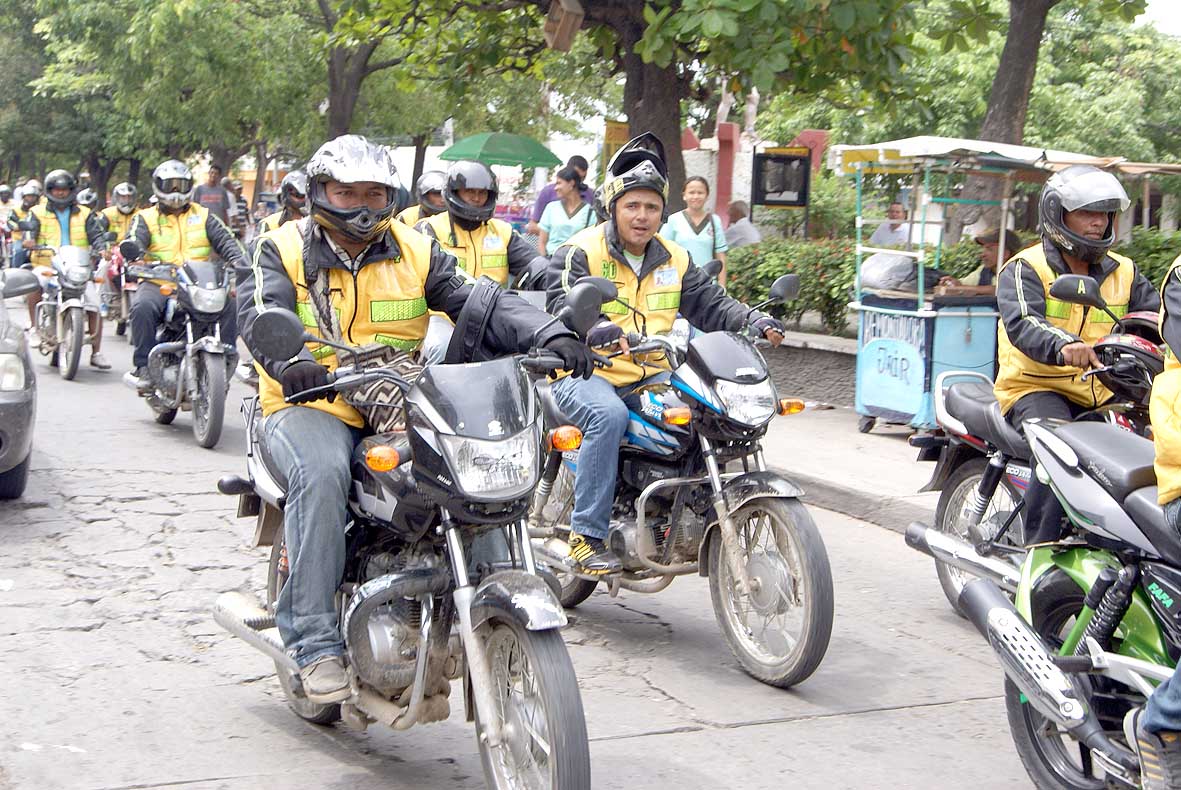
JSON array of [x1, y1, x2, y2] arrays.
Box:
[[701, 435, 757, 596]]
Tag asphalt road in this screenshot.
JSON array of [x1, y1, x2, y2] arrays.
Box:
[[0, 300, 1033, 790]]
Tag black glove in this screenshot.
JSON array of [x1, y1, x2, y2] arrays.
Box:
[[751, 315, 785, 338], [586, 319, 623, 349], [279, 360, 335, 403], [543, 335, 596, 380]]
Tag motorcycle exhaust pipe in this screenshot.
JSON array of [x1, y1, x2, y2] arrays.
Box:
[[213, 591, 300, 676], [958, 579, 1138, 773], [905, 521, 1020, 594]]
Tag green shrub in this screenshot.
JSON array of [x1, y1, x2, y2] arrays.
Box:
[[1113, 227, 1181, 287]]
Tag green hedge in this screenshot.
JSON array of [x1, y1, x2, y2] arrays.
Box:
[[729, 230, 1181, 336]]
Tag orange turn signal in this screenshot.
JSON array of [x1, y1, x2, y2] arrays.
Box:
[[778, 398, 805, 416], [365, 445, 400, 472], [662, 407, 692, 425], [548, 425, 583, 452], [159, 283, 175, 296]]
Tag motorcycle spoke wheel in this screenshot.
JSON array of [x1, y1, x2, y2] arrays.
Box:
[[477, 620, 590, 790], [191, 351, 225, 449], [60, 307, 83, 380], [708, 498, 833, 688]]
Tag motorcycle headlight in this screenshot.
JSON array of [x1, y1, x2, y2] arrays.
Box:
[[65, 265, 90, 285], [714, 378, 777, 426], [438, 426, 539, 500], [0, 353, 25, 391], [189, 286, 227, 314]]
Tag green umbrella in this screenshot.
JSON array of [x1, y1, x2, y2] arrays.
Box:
[[439, 132, 562, 168]]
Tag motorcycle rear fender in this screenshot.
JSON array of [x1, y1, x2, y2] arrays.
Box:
[[469, 570, 567, 631], [698, 471, 805, 577], [917, 440, 982, 493], [59, 297, 95, 314], [1017, 546, 1170, 666]]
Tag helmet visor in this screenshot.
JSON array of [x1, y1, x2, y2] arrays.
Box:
[[157, 177, 192, 194], [1055, 168, 1130, 213]]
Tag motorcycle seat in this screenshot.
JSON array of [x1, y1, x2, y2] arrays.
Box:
[[1125, 486, 1181, 562], [536, 381, 573, 429], [1052, 422, 1156, 503], [944, 381, 1030, 460]]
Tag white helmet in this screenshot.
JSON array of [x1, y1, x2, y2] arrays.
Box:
[[151, 160, 194, 211]]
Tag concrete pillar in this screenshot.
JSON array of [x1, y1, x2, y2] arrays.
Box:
[[714, 122, 739, 227], [1162, 193, 1179, 233]]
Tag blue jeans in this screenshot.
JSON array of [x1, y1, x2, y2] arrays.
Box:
[[1144, 498, 1181, 732], [263, 405, 363, 668], [551, 374, 630, 541], [11, 246, 27, 269]]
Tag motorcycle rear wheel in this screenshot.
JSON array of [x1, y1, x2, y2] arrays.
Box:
[[476, 618, 591, 790], [60, 307, 83, 381], [191, 351, 226, 449], [266, 534, 341, 725], [708, 497, 833, 689]]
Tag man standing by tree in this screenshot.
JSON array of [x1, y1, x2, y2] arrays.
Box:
[[193, 164, 232, 225]]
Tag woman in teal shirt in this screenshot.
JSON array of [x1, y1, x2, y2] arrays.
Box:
[[537, 166, 595, 255], [660, 176, 728, 286]]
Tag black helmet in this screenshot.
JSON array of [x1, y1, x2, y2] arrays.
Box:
[[591, 185, 609, 222], [443, 160, 499, 226], [44, 169, 78, 210], [306, 134, 401, 243], [0, 184, 11, 202], [416, 170, 446, 218], [77, 188, 97, 209], [601, 133, 669, 219], [279, 170, 308, 215], [1039, 165, 1129, 265], [112, 182, 138, 215], [152, 160, 195, 212]]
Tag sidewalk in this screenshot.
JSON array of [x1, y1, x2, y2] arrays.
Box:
[[760, 405, 938, 532]]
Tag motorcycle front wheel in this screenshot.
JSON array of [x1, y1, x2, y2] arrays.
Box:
[[708, 497, 833, 688], [191, 350, 226, 449], [59, 306, 84, 380], [476, 618, 591, 790]]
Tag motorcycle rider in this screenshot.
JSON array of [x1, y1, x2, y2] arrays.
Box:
[[0, 184, 14, 267], [123, 160, 245, 389], [994, 165, 1159, 541], [98, 182, 139, 242], [77, 188, 98, 211], [9, 179, 43, 270], [395, 170, 445, 226], [544, 133, 786, 573], [21, 169, 111, 369], [414, 160, 535, 285], [256, 170, 307, 234], [237, 134, 594, 703]]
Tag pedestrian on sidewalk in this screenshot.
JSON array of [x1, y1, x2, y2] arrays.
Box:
[[660, 176, 728, 286]]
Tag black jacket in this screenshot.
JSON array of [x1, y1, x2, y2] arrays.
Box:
[[997, 238, 1159, 365], [545, 220, 765, 332], [237, 220, 573, 381]]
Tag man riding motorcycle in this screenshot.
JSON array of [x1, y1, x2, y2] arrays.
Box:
[[124, 159, 245, 389], [76, 188, 97, 211], [543, 133, 786, 573], [10, 179, 43, 270], [994, 165, 1160, 542], [257, 170, 307, 234], [21, 169, 111, 370], [395, 170, 445, 226], [414, 160, 535, 285], [236, 134, 594, 704], [99, 182, 139, 242]]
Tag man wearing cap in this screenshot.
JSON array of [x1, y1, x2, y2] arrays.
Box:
[[957, 228, 1025, 287]]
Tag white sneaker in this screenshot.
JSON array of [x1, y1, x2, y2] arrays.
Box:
[[90, 352, 111, 370], [299, 656, 351, 704]]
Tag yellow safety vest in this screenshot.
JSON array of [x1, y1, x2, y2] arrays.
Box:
[[11, 200, 41, 241], [255, 220, 434, 427], [137, 204, 213, 264], [421, 213, 513, 285], [560, 226, 691, 386], [30, 204, 92, 267], [1151, 255, 1181, 504], [396, 205, 421, 226], [994, 244, 1136, 413], [259, 211, 292, 233], [101, 205, 135, 242]]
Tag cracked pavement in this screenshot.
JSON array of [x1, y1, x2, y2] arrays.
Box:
[[0, 299, 1032, 789]]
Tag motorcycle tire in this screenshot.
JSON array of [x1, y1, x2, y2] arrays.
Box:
[[1004, 569, 1131, 790], [933, 458, 1023, 618], [265, 533, 340, 726], [59, 307, 84, 381], [475, 618, 591, 790], [115, 320, 126, 336], [154, 408, 177, 425], [708, 497, 833, 689], [191, 351, 226, 449]]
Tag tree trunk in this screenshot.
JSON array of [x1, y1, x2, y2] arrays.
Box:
[[253, 140, 274, 210], [617, 18, 686, 213], [128, 159, 141, 191], [85, 153, 114, 209], [411, 134, 429, 191], [326, 48, 367, 137], [946, 0, 1059, 242]]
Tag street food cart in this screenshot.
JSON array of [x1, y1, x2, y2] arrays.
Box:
[[827, 136, 1137, 433]]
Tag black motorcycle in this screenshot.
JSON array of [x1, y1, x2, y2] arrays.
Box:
[[215, 281, 609, 789]]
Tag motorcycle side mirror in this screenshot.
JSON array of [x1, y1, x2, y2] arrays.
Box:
[[1, 268, 40, 299], [769, 274, 800, 303], [581, 276, 618, 303], [119, 239, 145, 261], [1048, 274, 1105, 310], [702, 259, 724, 279], [559, 281, 610, 337], [252, 308, 310, 361]]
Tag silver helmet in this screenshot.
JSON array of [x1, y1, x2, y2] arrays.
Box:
[[306, 135, 401, 243], [112, 182, 138, 215], [152, 160, 195, 212], [1038, 165, 1130, 265]]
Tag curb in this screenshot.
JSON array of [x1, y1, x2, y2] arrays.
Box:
[[772, 466, 935, 534]]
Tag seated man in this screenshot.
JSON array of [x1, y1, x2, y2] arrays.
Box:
[[395, 170, 445, 226], [545, 133, 785, 572], [995, 165, 1159, 541], [868, 201, 910, 248], [952, 227, 1023, 287]]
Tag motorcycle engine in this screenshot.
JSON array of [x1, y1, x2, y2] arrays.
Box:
[[343, 550, 426, 694]]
